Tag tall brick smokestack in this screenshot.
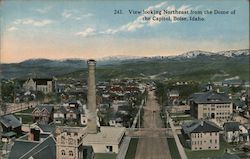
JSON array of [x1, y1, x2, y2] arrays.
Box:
[[87, 59, 97, 134]]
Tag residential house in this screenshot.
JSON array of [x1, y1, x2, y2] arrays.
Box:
[[0, 114, 22, 142], [32, 105, 54, 124], [182, 120, 221, 151], [223, 122, 240, 143], [54, 106, 67, 124], [169, 90, 180, 99], [222, 79, 242, 87], [223, 122, 249, 143], [54, 101, 87, 126], [9, 129, 56, 159], [189, 91, 233, 121]]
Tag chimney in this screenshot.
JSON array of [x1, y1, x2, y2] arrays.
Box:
[[201, 120, 204, 126], [87, 59, 98, 134], [29, 128, 40, 141]]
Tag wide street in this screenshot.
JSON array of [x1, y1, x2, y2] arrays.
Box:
[[134, 90, 172, 159]]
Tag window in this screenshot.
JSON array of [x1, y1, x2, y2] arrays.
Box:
[[210, 139, 212, 143], [215, 139, 217, 144], [69, 138, 74, 145], [106, 146, 113, 152], [61, 150, 65, 155], [210, 132, 212, 136], [69, 151, 73, 156]]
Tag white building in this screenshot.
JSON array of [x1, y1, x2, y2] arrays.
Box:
[[82, 126, 126, 153], [223, 122, 249, 143]]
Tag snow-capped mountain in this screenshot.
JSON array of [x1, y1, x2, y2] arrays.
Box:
[[216, 49, 249, 57], [177, 49, 249, 58], [177, 50, 214, 58]]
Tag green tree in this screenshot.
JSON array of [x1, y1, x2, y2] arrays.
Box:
[[36, 91, 45, 102], [1, 81, 14, 103]]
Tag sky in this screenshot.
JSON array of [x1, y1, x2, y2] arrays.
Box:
[[0, 0, 249, 63]]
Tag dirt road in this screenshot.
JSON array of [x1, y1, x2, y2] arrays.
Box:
[[134, 91, 172, 159]]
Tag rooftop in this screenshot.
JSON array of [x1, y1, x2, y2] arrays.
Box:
[[0, 114, 21, 128], [223, 122, 240, 132], [83, 126, 126, 145], [182, 120, 222, 134], [9, 135, 56, 159], [190, 91, 231, 104], [33, 105, 53, 113]]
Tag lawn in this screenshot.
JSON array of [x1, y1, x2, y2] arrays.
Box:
[[170, 112, 186, 116], [125, 138, 139, 159], [14, 114, 33, 124], [184, 135, 239, 159], [167, 138, 181, 159], [172, 116, 193, 122], [95, 153, 116, 159], [17, 108, 34, 114]]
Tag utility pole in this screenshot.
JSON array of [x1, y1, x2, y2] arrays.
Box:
[[138, 108, 140, 130]]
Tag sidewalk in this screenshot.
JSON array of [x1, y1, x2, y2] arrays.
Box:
[[168, 113, 188, 159], [131, 99, 145, 129], [116, 99, 145, 159], [116, 136, 131, 159]]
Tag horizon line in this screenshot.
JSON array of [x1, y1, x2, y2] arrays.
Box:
[[1, 48, 249, 64]]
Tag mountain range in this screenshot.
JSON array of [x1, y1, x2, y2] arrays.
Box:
[[1, 49, 249, 81]]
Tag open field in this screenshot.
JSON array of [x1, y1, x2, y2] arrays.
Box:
[[95, 153, 116, 159]]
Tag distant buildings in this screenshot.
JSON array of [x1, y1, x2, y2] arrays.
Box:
[[53, 101, 87, 126], [23, 78, 56, 94], [182, 120, 221, 151], [189, 91, 233, 121], [169, 90, 179, 99]]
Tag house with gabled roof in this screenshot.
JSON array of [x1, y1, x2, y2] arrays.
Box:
[[9, 134, 56, 159], [182, 120, 221, 151], [32, 105, 54, 124], [223, 122, 249, 143], [0, 114, 22, 142]]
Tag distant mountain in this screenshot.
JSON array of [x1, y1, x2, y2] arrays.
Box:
[[19, 58, 87, 68], [176, 49, 249, 59], [217, 49, 250, 57], [0, 49, 249, 80]]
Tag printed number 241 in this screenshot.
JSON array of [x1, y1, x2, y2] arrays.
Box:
[[114, 10, 122, 14]]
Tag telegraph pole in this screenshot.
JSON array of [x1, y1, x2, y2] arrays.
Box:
[[139, 108, 140, 130]]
